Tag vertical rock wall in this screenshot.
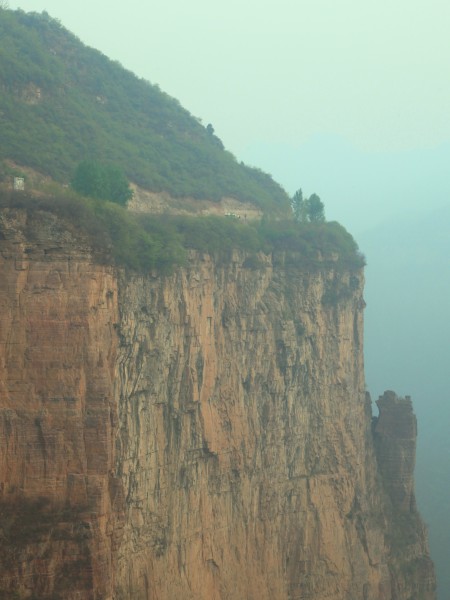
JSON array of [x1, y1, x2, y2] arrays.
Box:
[[0, 210, 123, 599], [0, 210, 436, 599], [113, 250, 434, 599]]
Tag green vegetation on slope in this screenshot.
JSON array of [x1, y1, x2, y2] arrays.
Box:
[[0, 8, 289, 214], [71, 160, 133, 206], [0, 8, 365, 273], [0, 189, 365, 274]]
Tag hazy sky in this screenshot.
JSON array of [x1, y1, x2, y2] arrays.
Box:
[[7, 0, 450, 232]]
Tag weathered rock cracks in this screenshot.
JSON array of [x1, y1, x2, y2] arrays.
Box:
[[0, 210, 435, 599]]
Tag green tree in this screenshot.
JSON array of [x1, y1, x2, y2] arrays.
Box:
[[71, 160, 104, 198], [291, 189, 325, 222], [71, 160, 133, 206], [103, 164, 134, 206], [291, 188, 307, 222], [306, 193, 325, 222]]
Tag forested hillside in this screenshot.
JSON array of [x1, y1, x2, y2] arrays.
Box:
[[0, 8, 289, 213]]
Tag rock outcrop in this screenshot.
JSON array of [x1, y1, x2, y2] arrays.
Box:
[[0, 209, 435, 599], [373, 391, 436, 598], [374, 391, 418, 513]]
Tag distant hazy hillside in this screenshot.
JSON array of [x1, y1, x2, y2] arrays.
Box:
[[361, 204, 450, 600], [0, 8, 289, 214]]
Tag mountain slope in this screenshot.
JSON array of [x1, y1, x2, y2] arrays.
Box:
[[0, 8, 289, 214]]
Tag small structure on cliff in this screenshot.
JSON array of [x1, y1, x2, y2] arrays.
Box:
[[13, 176, 25, 191]]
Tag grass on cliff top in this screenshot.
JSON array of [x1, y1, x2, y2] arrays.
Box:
[[0, 189, 365, 273]]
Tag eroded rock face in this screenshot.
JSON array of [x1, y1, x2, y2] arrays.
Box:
[[0, 210, 435, 599], [374, 391, 417, 512]]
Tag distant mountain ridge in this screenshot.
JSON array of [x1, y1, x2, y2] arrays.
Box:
[[0, 8, 290, 214]]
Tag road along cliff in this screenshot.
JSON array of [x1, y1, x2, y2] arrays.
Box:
[[0, 208, 435, 599]]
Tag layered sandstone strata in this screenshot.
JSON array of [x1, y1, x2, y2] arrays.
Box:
[[0, 209, 435, 599]]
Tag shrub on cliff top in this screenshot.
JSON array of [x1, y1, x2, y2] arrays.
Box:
[[71, 160, 133, 206], [0, 189, 185, 272], [0, 190, 365, 273], [258, 219, 365, 270]]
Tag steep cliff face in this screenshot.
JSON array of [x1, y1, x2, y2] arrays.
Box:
[[0, 209, 435, 599], [0, 209, 124, 598]]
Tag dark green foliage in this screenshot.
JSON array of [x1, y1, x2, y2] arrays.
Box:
[[0, 190, 364, 274], [171, 214, 262, 256], [258, 219, 365, 270], [71, 161, 106, 200], [291, 189, 325, 222], [0, 9, 290, 215], [306, 193, 325, 222], [0, 189, 185, 273], [71, 160, 132, 205], [291, 188, 307, 222]]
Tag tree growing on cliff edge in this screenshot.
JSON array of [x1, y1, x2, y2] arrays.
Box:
[[291, 189, 325, 223], [291, 188, 307, 222], [71, 160, 133, 206], [306, 193, 325, 222]]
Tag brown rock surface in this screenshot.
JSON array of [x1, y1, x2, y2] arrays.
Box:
[[0, 209, 123, 599], [374, 391, 417, 512], [0, 209, 435, 599]]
